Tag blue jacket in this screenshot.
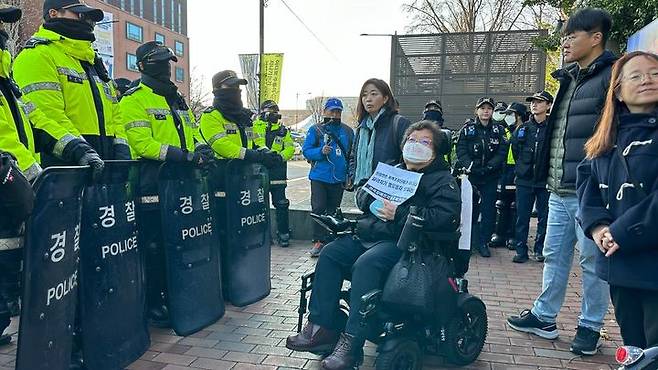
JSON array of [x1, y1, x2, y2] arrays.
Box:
[[576, 111, 658, 291], [303, 122, 354, 184]]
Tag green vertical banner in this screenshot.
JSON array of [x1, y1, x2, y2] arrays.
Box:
[[259, 53, 284, 104]]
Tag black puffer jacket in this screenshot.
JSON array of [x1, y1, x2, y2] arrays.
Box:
[[536, 51, 617, 193], [349, 109, 412, 186], [354, 159, 461, 243], [577, 111, 658, 291]]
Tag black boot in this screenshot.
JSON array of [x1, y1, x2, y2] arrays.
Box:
[[275, 199, 291, 248], [321, 333, 363, 370]]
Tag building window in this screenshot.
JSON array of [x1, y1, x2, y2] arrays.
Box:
[[174, 40, 184, 57], [126, 22, 143, 42], [155, 32, 165, 44], [175, 67, 184, 82], [177, 2, 182, 33], [127, 53, 138, 71], [171, 0, 175, 32], [120, 0, 125, 10], [153, 0, 157, 23], [161, 0, 166, 26], [139, 0, 143, 17], [130, 0, 135, 14]]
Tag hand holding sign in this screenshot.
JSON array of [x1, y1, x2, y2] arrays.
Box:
[[378, 199, 397, 221]]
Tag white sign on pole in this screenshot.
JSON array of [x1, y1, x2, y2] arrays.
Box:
[[362, 163, 423, 206], [458, 176, 473, 251], [93, 12, 114, 78]]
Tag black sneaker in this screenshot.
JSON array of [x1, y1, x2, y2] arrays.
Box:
[[507, 309, 558, 339], [512, 254, 529, 263], [570, 326, 601, 355]]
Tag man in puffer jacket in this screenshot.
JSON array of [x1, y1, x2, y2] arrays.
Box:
[[507, 7, 618, 356]]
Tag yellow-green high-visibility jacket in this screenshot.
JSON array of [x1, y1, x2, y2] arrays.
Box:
[[505, 129, 515, 165], [0, 48, 72, 179], [252, 118, 294, 161], [13, 26, 126, 157], [120, 83, 198, 160], [199, 108, 255, 159]]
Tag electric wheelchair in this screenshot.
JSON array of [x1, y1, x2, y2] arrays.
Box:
[[294, 209, 488, 370]]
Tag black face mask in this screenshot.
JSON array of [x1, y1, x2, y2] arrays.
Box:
[[423, 110, 443, 124], [44, 18, 95, 42], [142, 60, 171, 81], [213, 88, 243, 110], [0, 30, 8, 50], [323, 117, 340, 125]]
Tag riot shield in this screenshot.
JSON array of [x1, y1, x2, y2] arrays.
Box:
[[159, 163, 224, 336], [79, 161, 149, 370], [212, 160, 271, 307], [16, 167, 87, 370]]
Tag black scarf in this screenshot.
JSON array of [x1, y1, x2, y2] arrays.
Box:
[[0, 30, 8, 51], [44, 18, 95, 42], [141, 74, 186, 110], [212, 88, 252, 127]]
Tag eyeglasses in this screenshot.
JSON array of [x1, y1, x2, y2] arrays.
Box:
[[560, 31, 596, 45], [407, 137, 432, 147], [622, 70, 658, 84]]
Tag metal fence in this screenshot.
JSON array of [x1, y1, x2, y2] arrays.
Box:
[[390, 30, 548, 130]]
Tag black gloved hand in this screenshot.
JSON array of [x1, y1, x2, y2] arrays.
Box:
[[64, 139, 105, 180], [243, 148, 267, 164], [113, 142, 132, 160], [263, 151, 283, 168], [194, 144, 215, 164]]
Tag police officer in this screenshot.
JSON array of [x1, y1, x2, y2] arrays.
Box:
[[253, 100, 294, 247], [511, 91, 553, 263], [199, 70, 281, 168], [0, 3, 103, 345], [422, 99, 456, 165], [456, 97, 509, 258], [490, 102, 528, 249], [120, 41, 212, 326], [113, 77, 132, 100], [13, 0, 131, 164]]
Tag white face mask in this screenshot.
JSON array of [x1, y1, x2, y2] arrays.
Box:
[[504, 114, 517, 126], [492, 111, 505, 122], [403, 142, 434, 164]]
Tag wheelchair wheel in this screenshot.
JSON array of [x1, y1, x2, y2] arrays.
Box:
[[444, 297, 487, 366], [376, 340, 421, 370]]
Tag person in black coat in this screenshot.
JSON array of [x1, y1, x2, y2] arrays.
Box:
[[455, 97, 509, 258], [287, 120, 461, 370], [577, 51, 658, 349]]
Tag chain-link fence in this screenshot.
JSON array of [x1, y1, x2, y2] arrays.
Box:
[[391, 30, 548, 130]]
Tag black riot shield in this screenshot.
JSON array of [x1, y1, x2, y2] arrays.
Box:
[[212, 160, 271, 307], [79, 161, 149, 370], [159, 163, 224, 336], [16, 167, 87, 370]]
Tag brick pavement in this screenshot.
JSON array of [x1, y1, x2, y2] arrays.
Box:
[[0, 241, 622, 370]]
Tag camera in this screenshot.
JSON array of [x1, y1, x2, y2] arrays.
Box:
[[261, 111, 282, 124]]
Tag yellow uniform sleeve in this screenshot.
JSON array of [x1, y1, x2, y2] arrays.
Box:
[[0, 110, 37, 172], [13, 48, 80, 137], [279, 130, 295, 161], [199, 111, 245, 159], [120, 94, 165, 160], [20, 96, 70, 142]]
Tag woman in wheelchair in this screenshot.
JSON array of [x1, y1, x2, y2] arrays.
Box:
[[286, 120, 461, 370]]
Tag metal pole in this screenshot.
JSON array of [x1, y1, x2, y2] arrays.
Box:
[[258, 0, 265, 110]]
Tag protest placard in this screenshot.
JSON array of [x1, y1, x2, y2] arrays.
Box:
[[362, 163, 423, 205]]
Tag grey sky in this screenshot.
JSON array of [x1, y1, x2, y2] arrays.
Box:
[[188, 0, 410, 110]]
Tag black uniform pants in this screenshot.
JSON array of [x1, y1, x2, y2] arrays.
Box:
[[514, 185, 549, 257], [610, 285, 658, 348], [471, 181, 497, 248], [310, 181, 344, 242], [308, 236, 401, 336]]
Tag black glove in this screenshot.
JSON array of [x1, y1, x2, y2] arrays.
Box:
[[262, 151, 283, 168], [243, 148, 267, 164], [63, 139, 105, 180], [113, 142, 132, 160], [194, 144, 215, 164]]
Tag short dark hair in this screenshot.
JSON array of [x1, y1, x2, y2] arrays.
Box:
[[563, 7, 613, 46], [356, 78, 396, 122], [401, 120, 450, 156]]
